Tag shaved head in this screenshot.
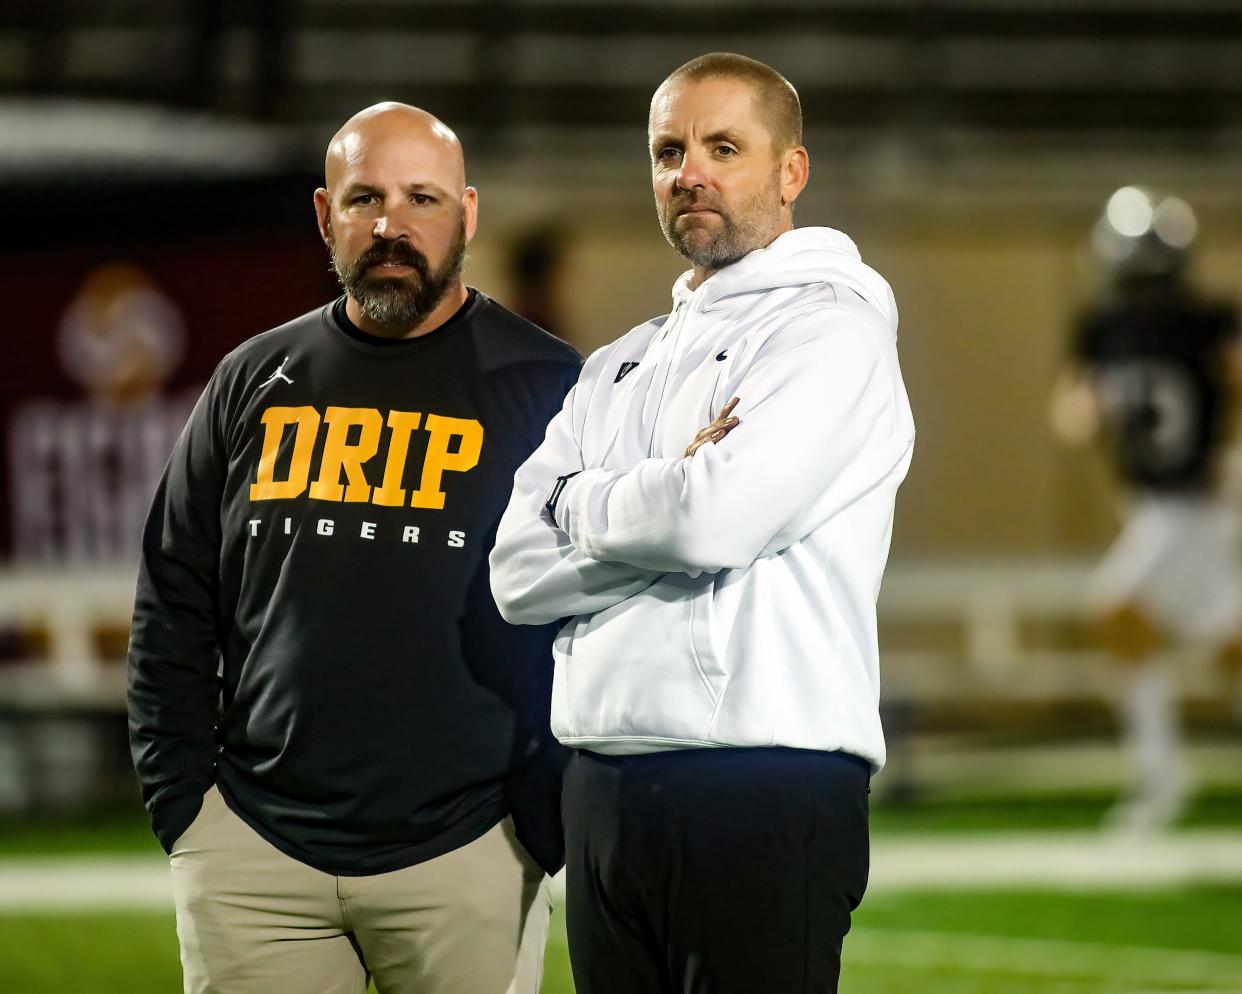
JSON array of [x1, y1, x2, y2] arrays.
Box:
[[324, 102, 466, 194], [314, 102, 478, 338]]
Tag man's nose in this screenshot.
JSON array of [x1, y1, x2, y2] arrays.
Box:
[[674, 148, 710, 192], [372, 214, 410, 240]]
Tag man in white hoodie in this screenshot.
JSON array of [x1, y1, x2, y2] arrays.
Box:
[[490, 53, 914, 994]]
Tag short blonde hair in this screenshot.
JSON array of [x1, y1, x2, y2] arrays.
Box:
[[659, 52, 803, 152]]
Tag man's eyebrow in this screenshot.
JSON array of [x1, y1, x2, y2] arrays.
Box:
[[338, 181, 453, 200], [404, 181, 451, 199], [339, 182, 380, 200], [649, 131, 745, 152]]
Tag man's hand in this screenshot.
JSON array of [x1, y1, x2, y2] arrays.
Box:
[[1048, 369, 1099, 447], [685, 397, 740, 457]]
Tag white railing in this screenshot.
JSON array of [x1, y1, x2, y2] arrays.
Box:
[[0, 556, 1223, 709]]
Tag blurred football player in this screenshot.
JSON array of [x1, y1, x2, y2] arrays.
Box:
[[1050, 186, 1242, 832]]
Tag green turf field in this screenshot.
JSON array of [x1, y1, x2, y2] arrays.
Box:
[[2, 887, 1239, 993], [2, 790, 1240, 993], [3, 786, 1241, 857]]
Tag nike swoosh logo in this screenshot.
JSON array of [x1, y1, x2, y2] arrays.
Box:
[[716, 350, 729, 362]]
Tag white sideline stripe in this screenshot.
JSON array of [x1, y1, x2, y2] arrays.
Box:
[[866, 830, 1242, 891], [846, 929, 1242, 987], [0, 855, 171, 910], [1, 831, 1242, 911]]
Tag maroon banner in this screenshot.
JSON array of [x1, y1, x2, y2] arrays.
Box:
[[1, 231, 338, 562]]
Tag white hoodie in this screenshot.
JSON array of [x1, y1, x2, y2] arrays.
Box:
[[490, 226, 914, 770]]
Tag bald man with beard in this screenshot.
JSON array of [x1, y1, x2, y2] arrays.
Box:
[[127, 103, 581, 994]]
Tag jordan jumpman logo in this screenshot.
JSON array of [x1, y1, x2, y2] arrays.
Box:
[[258, 357, 294, 389]]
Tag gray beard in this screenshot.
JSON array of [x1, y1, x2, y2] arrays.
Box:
[[659, 173, 783, 272], [331, 218, 467, 333], [665, 212, 751, 271]]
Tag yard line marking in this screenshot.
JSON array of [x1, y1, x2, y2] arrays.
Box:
[[846, 929, 1242, 987], [1, 829, 1241, 910], [0, 856, 170, 911], [866, 829, 1242, 891]]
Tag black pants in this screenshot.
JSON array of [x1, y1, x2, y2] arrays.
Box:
[[563, 747, 870, 994]]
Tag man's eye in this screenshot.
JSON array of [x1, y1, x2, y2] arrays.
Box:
[[657, 147, 682, 162], [716, 145, 737, 156], [412, 193, 434, 205], [352, 194, 375, 205]]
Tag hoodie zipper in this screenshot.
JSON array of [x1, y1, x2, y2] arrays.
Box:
[[646, 297, 693, 457]]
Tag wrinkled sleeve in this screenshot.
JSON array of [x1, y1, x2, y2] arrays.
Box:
[[490, 380, 663, 626], [127, 371, 226, 853]]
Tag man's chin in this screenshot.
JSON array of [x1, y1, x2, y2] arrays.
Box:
[[672, 234, 730, 267], [360, 299, 434, 332], [360, 272, 423, 293]]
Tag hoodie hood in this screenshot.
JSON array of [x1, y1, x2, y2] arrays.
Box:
[[672, 226, 899, 336]]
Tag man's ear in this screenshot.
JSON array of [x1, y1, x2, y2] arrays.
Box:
[[780, 147, 810, 208], [463, 186, 479, 243], [313, 188, 333, 247]]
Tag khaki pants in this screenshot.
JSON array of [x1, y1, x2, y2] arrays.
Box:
[[170, 786, 552, 994]]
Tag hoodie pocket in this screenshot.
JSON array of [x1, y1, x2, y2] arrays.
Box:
[[552, 573, 727, 745], [688, 572, 729, 717]]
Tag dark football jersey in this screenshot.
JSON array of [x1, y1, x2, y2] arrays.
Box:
[[1075, 288, 1237, 492]]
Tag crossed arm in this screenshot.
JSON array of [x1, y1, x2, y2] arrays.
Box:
[[487, 385, 739, 626], [490, 311, 912, 624]]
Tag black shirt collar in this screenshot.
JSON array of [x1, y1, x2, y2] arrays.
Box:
[[328, 289, 480, 352]]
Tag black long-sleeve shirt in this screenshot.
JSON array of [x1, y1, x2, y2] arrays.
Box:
[[128, 290, 580, 875]]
